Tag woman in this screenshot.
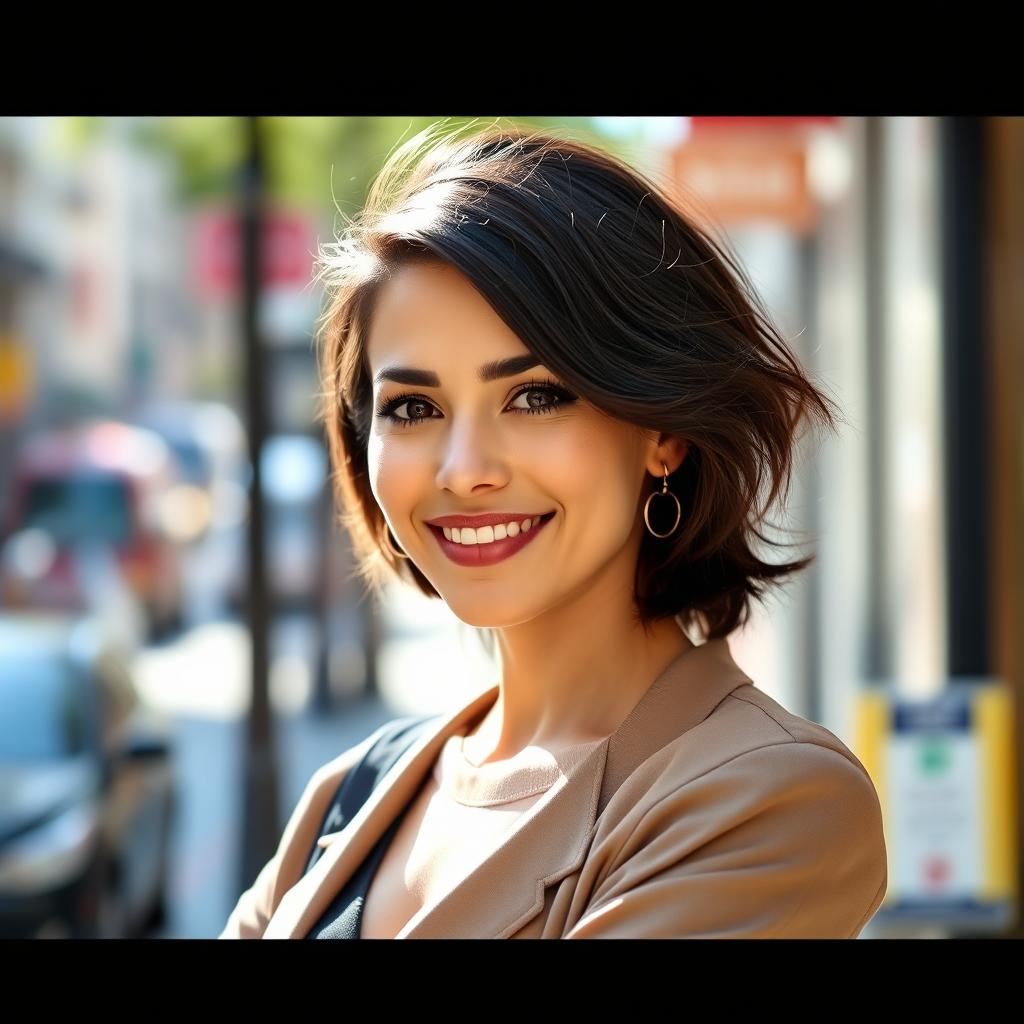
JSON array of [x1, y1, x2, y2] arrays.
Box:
[[220, 120, 887, 940]]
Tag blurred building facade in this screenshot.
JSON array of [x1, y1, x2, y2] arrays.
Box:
[[0, 118, 60, 508]]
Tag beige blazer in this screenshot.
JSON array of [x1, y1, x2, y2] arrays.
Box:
[[219, 637, 887, 939]]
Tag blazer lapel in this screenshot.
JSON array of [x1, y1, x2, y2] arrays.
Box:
[[262, 684, 501, 939], [264, 636, 753, 940]]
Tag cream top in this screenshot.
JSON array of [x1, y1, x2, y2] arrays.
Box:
[[432, 731, 608, 807]]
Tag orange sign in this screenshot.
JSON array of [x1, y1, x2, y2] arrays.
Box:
[[668, 133, 816, 236]]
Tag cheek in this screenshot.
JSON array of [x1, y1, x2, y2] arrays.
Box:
[[522, 427, 641, 552], [366, 433, 385, 507], [530, 422, 636, 503], [367, 434, 425, 511]]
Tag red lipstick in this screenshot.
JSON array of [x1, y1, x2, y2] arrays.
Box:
[[427, 512, 555, 567]]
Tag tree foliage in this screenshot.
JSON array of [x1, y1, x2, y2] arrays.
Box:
[[56, 115, 625, 217]]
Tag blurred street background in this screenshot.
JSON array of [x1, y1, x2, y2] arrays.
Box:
[[0, 116, 1020, 940]]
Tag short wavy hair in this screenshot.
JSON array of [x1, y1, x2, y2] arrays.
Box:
[[313, 119, 844, 652]]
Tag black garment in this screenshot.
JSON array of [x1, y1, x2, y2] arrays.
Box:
[[303, 714, 441, 939], [303, 787, 420, 938]]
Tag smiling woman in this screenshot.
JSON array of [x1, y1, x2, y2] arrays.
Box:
[[312, 121, 846, 660], [219, 120, 887, 941]]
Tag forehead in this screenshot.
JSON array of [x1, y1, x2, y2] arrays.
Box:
[[365, 260, 525, 371]]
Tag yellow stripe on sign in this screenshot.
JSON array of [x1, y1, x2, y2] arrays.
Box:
[[974, 684, 1017, 901], [852, 688, 891, 907]]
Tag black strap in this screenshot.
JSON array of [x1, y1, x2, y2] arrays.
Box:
[[303, 713, 442, 878]]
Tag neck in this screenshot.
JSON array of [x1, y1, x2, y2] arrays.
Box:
[[462, 611, 696, 767]]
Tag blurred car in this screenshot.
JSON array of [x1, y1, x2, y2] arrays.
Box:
[[0, 611, 176, 938], [0, 420, 202, 641], [126, 400, 251, 621]]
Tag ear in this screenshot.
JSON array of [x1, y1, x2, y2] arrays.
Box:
[[644, 433, 689, 479]]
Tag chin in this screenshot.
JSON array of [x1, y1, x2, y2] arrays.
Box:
[[443, 596, 539, 630]]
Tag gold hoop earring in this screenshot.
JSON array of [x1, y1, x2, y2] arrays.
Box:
[[644, 461, 682, 539], [382, 522, 410, 559]]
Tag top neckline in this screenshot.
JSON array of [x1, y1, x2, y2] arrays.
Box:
[[433, 731, 608, 808]]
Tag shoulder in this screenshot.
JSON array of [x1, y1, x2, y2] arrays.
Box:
[[651, 681, 872, 789], [602, 681, 884, 841], [217, 718, 392, 939], [569, 684, 888, 938], [277, 712, 439, 874], [219, 711, 442, 938]]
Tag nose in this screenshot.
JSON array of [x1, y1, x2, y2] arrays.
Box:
[[433, 415, 509, 496]]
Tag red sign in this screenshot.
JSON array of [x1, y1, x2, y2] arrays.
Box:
[[690, 116, 840, 130], [191, 209, 317, 297]]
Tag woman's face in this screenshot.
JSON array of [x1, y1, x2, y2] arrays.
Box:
[[364, 259, 658, 628]]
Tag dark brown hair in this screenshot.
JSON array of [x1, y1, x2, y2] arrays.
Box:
[[313, 119, 845, 651]]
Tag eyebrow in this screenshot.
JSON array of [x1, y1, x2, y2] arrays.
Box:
[[373, 354, 541, 389]]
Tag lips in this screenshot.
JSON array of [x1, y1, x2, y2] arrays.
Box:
[[428, 511, 555, 567]]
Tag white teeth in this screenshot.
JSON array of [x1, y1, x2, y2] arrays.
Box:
[[443, 515, 545, 545]]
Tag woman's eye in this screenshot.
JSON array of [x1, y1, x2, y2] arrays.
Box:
[[375, 380, 577, 429], [384, 396, 437, 426], [507, 383, 573, 415]]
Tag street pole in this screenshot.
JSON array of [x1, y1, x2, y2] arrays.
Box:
[[238, 114, 280, 894]]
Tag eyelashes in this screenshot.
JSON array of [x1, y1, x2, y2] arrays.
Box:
[[375, 378, 578, 429]]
